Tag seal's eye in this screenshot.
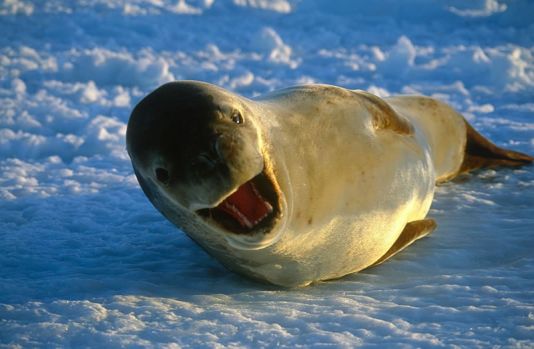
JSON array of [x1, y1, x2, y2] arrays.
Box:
[[231, 111, 243, 124]]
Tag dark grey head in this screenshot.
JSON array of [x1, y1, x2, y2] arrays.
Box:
[[127, 81, 282, 248], [127, 81, 263, 209]]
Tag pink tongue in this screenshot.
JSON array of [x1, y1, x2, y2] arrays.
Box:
[[216, 181, 273, 229]]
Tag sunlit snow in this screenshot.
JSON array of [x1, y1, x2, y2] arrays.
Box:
[[1, 0, 533, 347]]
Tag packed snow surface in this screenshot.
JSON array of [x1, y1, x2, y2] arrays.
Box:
[[1, 0, 533, 347]]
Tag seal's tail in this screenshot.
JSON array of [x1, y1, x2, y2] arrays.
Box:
[[459, 120, 533, 174]]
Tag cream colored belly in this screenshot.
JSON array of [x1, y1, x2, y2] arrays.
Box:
[[227, 132, 436, 287]]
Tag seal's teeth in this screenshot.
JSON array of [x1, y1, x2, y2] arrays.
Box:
[[265, 201, 273, 213], [223, 201, 253, 229], [251, 183, 273, 213], [252, 210, 272, 226], [251, 182, 261, 197], [222, 200, 272, 228], [214, 178, 275, 230]]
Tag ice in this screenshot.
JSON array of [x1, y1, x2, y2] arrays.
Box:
[[0, 0, 34, 15], [447, 0, 507, 18], [252, 27, 299, 68], [378, 36, 416, 76], [0, 0, 533, 347], [234, 0, 292, 13]]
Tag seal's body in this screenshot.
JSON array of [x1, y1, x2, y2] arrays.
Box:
[[127, 81, 532, 287]]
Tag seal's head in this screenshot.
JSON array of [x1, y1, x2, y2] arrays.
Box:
[[127, 81, 284, 250]]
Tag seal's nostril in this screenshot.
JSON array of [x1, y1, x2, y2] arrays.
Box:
[[155, 167, 170, 184]]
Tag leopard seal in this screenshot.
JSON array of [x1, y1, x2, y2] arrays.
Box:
[[126, 81, 532, 287]]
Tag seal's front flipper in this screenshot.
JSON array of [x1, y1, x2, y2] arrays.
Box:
[[371, 219, 437, 267], [459, 121, 533, 174]]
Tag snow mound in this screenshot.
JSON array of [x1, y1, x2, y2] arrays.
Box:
[[234, 0, 293, 13], [252, 27, 299, 68], [0, 0, 34, 15], [377, 36, 534, 92], [61, 49, 174, 88], [447, 0, 507, 17], [378, 36, 416, 76], [0, 80, 128, 163]]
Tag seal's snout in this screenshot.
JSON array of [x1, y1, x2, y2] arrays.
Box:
[[151, 132, 224, 188]]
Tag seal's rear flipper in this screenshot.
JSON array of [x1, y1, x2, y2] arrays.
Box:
[[371, 219, 437, 267], [459, 121, 533, 174]]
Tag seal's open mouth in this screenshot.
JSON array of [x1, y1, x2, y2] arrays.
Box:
[[197, 170, 281, 235]]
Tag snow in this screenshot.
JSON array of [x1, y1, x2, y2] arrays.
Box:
[[1, 0, 533, 347]]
